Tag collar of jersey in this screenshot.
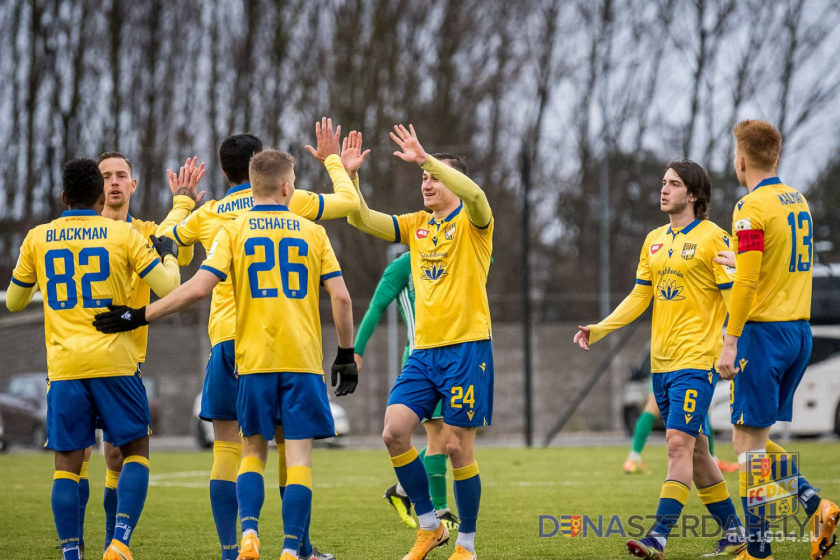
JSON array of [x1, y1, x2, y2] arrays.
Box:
[[429, 202, 463, 225], [61, 209, 98, 217], [251, 204, 289, 212], [126, 214, 134, 223], [667, 218, 700, 236], [753, 176, 782, 191], [226, 182, 251, 196]]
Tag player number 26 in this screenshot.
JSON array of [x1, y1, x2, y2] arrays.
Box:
[[245, 237, 309, 300], [450, 385, 475, 409]]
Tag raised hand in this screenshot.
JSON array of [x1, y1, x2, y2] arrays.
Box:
[[390, 124, 428, 166], [305, 117, 341, 162], [167, 156, 206, 203], [341, 131, 371, 180]]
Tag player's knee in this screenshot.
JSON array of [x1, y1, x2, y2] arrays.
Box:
[[666, 434, 694, 463], [382, 423, 409, 451], [105, 445, 124, 471]]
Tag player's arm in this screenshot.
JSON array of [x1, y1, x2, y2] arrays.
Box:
[[391, 123, 491, 228], [354, 256, 407, 357], [323, 275, 359, 396], [710, 234, 735, 311], [155, 158, 205, 266], [718, 206, 764, 378], [94, 226, 232, 333], [345, 177, 400, 242], [6, 232, 38, 312], [141, 254, 181, 297], [574, 234, 653, 350], [93, 269, 219, 333], [576, 284, 653, 349]]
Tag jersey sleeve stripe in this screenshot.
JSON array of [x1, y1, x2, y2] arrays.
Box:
[[200, 265, 227, 281], [392, 216, 401, 243], [172, 225, 186, 246], [138, 259, 161, 278], [11, 276, 36, 288], [717, 281, 734, 290], [635, 278, 652, 286], [315, 194, 325, 221], [320, 271, 343, 281]]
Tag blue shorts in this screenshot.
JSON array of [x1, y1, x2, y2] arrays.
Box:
[[200, 340, 238, 421], [732, 321, 811, 428], [652, 368, 717, 437], [388, 340, 494, 428], [47, 373, 151, 451], [237, 372, 334, 441], [96, 369, 149, 444]]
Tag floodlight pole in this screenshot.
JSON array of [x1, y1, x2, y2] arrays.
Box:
[[520, 142, 534, 448]]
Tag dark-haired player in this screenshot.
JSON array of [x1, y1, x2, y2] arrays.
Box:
[[5, 158, 181, 560], [574, 160, 746, 559]]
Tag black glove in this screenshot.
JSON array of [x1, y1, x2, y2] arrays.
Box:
[[150, 235, 179, 260], [93, 305, 148, 334], [331, 346, 358, 397]]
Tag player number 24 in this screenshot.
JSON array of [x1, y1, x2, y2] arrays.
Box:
[[44, 248, 112, 311], [245, 237, 309, 299], [451, 385, 475, 409]]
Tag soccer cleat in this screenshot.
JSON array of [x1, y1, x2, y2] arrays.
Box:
[[716, 458, 740, 473], [279, 554, 297, 560], [237, 532, 260, 560], [447, 544, 476, 560], [811, 499, 839, 560], [402, 523, 449, 560], [103, 540, 133, 560], [623, 458, 647, 474], [384, 484, 418, 529], [700, 534, 747, 556], [301, 548, 336, 560], [626, 537, 664, 560], [436, 509, 460, 531]]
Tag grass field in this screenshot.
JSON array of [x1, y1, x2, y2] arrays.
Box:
[[1, 441, 837, 559]]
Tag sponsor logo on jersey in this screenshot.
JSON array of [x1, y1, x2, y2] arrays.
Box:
[[444, 222, 456, 240], [650, 244, 663, 254], [681, 243, 697, 260], [416, 228, 430, 239], [656, 279, 685, 301], [420, 263, 448, 281]]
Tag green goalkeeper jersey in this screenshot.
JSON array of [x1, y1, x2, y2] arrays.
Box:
[[354, 252, 415, 365]]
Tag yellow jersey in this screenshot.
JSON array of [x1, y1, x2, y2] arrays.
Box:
[[636, 219, 734, 373], [200, 204, 341, 375], [166, 154, 355, 346], [11, 210, 163, 380], [394, 204, 493, 349], [126, 197, 194, 362], [731, 177, 811, 322]]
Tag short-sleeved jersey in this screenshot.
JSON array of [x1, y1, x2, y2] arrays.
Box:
[[732, 177, 812, 322], [10, 210, 161, 380], [200, 204, 342, 375], [394, 203, 493, 349], [636, 219, 734, 373], [171, 183, 330, 346]]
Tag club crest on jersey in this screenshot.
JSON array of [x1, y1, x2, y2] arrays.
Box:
[[735, 218, 752, 232], [681, 243, 696, 260], [650, 244, 663, 254], [416, 228, 430, 240], [444, 222, 456, 240]]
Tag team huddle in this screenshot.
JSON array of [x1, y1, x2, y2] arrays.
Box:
[[6, 119, 492, 560], [4, 117, 837, 560]]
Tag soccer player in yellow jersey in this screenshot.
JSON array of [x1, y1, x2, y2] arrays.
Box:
[[76, 151, 204, 556], [93, 149, 357, 560], [343, 125, 493, 560], [5, 158, 181, 560], [574, 160, 746, 559], [716, 120, 838, 560]]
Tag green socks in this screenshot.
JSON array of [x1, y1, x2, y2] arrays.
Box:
[[632, 411, 656, 454]]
